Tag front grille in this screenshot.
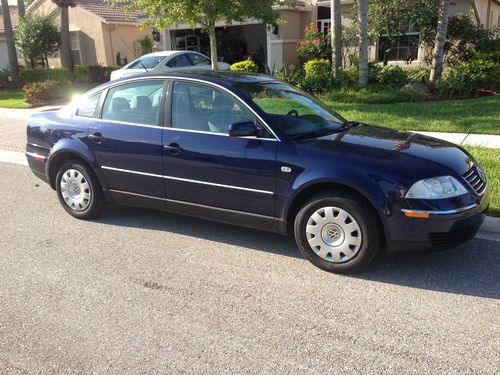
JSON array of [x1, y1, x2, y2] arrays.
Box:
[[462, 164, 487, 195], [429, 224, 480, 249]]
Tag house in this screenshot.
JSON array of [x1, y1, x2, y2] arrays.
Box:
[[0, 5, 19, 69], [158, 0, 500, 71], [25, 0, 152, 67]]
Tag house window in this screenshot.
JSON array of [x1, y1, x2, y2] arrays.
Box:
[[317, 20, 331, 34], [70, 31, 82, 65], [378, 22, 420, 62]]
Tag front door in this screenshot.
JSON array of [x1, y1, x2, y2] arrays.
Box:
[[88, 79, 166, 199], [162, 80, 277, 217]]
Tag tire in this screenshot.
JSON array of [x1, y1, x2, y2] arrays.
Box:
[[294, 190, 383, 274], [55, 160, 106, 219]]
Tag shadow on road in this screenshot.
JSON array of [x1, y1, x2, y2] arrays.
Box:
[[98, 205, 500, 300]]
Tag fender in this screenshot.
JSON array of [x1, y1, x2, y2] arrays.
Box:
[[46, 138, 107, 191], [279, 169, 395, 241]]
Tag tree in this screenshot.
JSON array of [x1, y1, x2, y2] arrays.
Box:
[[1, 0, 19, 82], [52, 0, 75, 70], [358, 0, 368, 87], [121, 0, 284, 70], [17, 0, 25, 17], [330, 0, 341, 75], [429, 0, 450, 81], [16, 13, 60, 68], [368, 0, 438, 65]]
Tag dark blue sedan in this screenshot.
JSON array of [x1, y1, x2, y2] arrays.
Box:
[[25, 72, 489, 273]]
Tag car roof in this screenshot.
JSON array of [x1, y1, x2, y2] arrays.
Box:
[[109, 70, 279, 87]]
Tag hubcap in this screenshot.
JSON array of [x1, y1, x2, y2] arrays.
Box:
[[60, 169, 92, 212], [306, 206, 362, 263]]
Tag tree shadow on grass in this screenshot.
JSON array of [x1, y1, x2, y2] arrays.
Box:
[[97, 205, 500, 300]]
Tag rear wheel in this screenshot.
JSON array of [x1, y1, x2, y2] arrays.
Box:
[[56, 160, 106, 219], [294, 190, 382, 274]]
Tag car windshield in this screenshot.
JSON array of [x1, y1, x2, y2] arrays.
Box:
[[125, 55, 167, 70], [237, 82, 347, 139]]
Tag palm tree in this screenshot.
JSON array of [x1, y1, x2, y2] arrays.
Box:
[[17, 0, 25, 17], [430, 0, 450, 82], [1, 0, 19, 82], [358, 0, 368, 87], [52, 0, 76, 70], [330, 0, 342, 75]]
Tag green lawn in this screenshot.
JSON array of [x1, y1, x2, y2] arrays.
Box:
[[324, 95, 500, 135], [0, 83, 98, 109], [463, 146, 500, 217], [0, 88, 29, 109]]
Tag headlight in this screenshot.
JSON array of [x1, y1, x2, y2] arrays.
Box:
[[406, 176, 468, 199]]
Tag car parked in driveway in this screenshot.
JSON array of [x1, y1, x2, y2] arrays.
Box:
[[25, 71, 489, 273], [109, 51, 231, 80]]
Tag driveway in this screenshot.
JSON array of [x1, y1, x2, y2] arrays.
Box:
[[0, 162, 499, 374]]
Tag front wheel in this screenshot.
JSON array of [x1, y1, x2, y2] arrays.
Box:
[[294, 190, 383, 274], [56, 160, 106, 219]]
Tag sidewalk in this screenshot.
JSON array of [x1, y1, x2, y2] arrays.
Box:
[[413, 131, 500, 149]]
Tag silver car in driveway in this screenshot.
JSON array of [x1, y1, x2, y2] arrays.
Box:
[[110, 51, 231, 80]]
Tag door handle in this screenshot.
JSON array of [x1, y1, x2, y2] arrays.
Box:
[[89, 132, 104, 143], [164, 142, 181, 155]]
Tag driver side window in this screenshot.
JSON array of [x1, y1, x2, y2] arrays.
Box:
[[171, 81, 256, 134]]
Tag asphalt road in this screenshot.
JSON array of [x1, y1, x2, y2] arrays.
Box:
[[1, 162, 499, 374]]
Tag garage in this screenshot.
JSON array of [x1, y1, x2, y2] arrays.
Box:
[[168, 23, 268, 71]]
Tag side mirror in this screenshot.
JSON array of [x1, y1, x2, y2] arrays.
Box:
[[228, 121, 258, 137]]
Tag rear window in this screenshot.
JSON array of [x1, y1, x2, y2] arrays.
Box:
[[126, 56, 166, 69], [75, 93, 100, 118]]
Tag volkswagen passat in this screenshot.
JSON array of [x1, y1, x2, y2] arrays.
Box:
[[26, 72, 489, 273]]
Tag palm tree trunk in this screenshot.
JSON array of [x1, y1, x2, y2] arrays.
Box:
[[358, 0, 368, 87], [1, 0, 19, 83], [331, 0, 342, 75], [59, 5, 73, 70], [17, 0, 25, 17], [208, 22, 218, 70], [430, 0, 450, 82]]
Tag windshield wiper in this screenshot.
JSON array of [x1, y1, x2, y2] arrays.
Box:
[[336, 121, 360, 132], [291, 129, 335, 140], [291, 121, 360, 141]]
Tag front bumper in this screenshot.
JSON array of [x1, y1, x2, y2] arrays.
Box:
[[387, 190, 489, 254]]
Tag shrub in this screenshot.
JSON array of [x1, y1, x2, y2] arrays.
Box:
[[304, 59, 330, 77], [0, 69, 10, 88], [437, 52, 500, 98], [230, 60, 258, 72], [470, 52, 500, 91], [337, 68, 358, 87], [274, 64, 304, 86], [368, 61, 382, 83], [73, 65, 118, 83], [377, 66, 407, 87], [20, 67, 71, 84], [22, 80, 58, 105], [438, 63, 482, 98], [406, 67, 430, 83], [296, 23, 331, 63], [300, 74, 335, 93]]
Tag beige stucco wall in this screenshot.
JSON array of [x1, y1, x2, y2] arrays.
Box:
[[103, 24, 151, 66], [27, 0, 151, 67]]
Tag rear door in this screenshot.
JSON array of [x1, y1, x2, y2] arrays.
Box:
[[162, 80, 278, 217], [87, 79, 166, 199]]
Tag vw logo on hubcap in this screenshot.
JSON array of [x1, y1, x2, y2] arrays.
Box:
[[328, 228, 340, 240]]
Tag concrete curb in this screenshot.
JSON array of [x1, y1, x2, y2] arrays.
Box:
[[1, 149, 499, 240]]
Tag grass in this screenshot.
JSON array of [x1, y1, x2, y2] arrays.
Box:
[[463, 146, 500, 217], [0, 88, 29, 109], [0, 83, 98, 109], [324, 95, 500, 135]]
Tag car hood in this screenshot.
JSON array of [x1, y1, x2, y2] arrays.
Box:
[[301, 124, 473, 178]]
